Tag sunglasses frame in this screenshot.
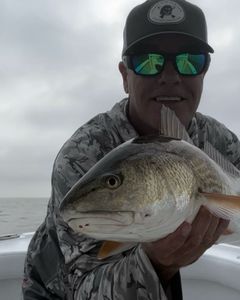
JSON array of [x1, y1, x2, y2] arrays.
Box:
[[123, 52, 210, 77]]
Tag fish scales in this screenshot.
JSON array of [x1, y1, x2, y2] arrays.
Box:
[[154, 154, 196, 204], [180, 146, 232, 194]]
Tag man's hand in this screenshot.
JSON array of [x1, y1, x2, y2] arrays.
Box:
[[142, 206, 230, 284]]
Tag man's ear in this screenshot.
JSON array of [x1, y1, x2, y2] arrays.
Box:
[[118, 61, 129, 94]]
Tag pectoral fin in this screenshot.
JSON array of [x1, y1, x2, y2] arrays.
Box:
[[200, 192, 240, 223], [97, 241, 136, 260]]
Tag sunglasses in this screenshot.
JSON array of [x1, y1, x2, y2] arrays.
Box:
[[124, 52, 209, 76]]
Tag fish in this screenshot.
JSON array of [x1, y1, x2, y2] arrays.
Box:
[[59, 106, 240, 259]]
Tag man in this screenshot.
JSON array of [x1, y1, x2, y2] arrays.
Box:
[[22, 0, 240, 299]]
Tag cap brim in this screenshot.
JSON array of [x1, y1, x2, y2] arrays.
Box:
[[123, 32, 214, 56]]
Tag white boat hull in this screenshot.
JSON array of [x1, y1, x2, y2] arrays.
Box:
[[0, 233, 31, 299], [182, 243, 240, 299], [0, 232, 240, 300]]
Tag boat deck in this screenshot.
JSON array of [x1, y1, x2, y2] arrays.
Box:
[[0, 233, 240, 300]]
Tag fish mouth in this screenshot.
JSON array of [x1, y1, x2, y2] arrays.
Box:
[[63, 210, 135, 229]]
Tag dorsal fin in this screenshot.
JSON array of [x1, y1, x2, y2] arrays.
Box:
[[160, 105, 193, 144], [204, 141, 240, 177]]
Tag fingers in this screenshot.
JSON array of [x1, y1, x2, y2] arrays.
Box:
[[187, 206, 220, 248], [186, 206, 230, 248], [141, 221, 192, 269], [158, 222, 192, 252], [142, 206, 231, 272], [188, 206, 214, 246], [211, 218, 230, 241], [143, 221, 192, 257], [222, 228, 234, 235], [173, 206, 230, 265]]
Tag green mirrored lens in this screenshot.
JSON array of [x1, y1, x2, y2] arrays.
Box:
[[176, 53, 206, 75], [132, 54, 164, 75]]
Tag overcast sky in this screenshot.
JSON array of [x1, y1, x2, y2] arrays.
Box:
[[1, 0, 239, 197]]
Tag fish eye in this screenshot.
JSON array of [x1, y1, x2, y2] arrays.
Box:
[[103, 174, 122, 189]]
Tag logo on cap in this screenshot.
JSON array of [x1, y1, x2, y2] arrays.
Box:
[[148, 0, 185, 24]]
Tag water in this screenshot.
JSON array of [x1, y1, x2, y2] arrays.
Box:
[[0, 197, 49, 236]]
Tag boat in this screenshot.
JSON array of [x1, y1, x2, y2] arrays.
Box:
[[0, 232, 239, 300]]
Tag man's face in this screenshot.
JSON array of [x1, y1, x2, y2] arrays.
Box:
[[119, 35, 208, 135]]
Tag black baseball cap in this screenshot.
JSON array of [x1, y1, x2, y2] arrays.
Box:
[[122, 0, 214, 56]]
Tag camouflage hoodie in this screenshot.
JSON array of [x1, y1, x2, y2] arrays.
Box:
[[22, 98, 240, 300]]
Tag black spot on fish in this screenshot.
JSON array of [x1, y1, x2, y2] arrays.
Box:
[[144, 213, 151, 218]]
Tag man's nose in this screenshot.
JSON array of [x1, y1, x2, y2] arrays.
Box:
[[157, 61, 181, 84]]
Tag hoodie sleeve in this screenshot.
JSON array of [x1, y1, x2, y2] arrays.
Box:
[[65, 244, 167, 300]]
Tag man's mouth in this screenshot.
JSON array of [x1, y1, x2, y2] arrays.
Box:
[[154, 96, 183, 102]]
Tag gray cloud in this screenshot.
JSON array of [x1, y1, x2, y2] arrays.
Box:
[[1, 0, 240, 197]]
